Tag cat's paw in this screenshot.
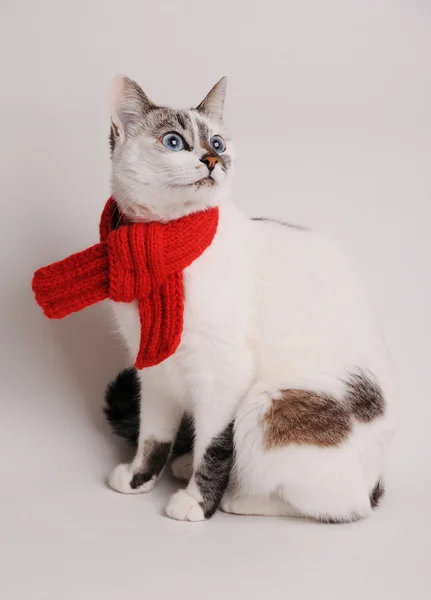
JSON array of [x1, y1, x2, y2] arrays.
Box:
[[165, 490, 205, 522], [108, 463, 156, 494], [220, 492, 236, 514], [220, 493, 254, 515], [171, 453, 193, 482]]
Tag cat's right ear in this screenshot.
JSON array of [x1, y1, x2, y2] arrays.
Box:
[[110, 75, 154, 143]]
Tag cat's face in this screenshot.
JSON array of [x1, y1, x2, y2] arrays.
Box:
[[110, 76, 234, 222]]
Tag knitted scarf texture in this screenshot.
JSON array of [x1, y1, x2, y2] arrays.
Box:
[[32, 197, 219, 368]]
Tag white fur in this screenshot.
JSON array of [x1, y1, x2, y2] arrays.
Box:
[[109, 463, 156, 494], [166, 490, 205, 522], [220, 492, 299, 518], [107, 77, 394, 522]]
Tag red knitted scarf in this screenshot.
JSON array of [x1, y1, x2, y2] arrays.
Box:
[[32, 197, 219, 368]]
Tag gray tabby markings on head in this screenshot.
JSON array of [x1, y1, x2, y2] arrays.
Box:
[[109, 75, 228, 161]]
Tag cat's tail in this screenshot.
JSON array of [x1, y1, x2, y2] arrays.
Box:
[[104, 368, 140, 447]]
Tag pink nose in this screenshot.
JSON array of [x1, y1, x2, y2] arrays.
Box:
[[201, 155, 220, 171]]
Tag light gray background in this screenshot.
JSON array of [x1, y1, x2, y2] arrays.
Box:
[[1, 1, 430, 599]]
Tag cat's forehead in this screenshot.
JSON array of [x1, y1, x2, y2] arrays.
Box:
[[142, 107, 224, 141], [142, 108, 192, 137]]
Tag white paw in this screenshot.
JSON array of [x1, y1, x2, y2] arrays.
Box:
[[171, 453, 193, 482], [165, 490, 206, 522], [108, 463, 155, 494]]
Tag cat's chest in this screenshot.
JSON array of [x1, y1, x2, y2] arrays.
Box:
[[112, 215, 252, 367], [113, 258, 247, 350], [171, 255, 254, 389]]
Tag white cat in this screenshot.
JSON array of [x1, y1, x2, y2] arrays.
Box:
[[107, 75, 394, 522]]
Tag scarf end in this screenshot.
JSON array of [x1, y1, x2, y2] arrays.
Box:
[[134, 337, 181, 369]]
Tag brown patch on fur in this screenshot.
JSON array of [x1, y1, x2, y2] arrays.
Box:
[[345, 371, 385, 422], [263, 390, 352, 449]]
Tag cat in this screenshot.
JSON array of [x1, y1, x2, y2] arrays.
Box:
[[106, 74, 394, 522]]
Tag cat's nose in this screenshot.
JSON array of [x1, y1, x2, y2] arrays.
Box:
[[200, 154, 220, 173]]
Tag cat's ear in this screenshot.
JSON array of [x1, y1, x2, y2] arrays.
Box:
[[196, 77, 227, 123], [110, 74, 154, 142]]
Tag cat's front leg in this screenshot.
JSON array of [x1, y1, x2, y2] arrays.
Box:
[[109, 370, 183, 494], [166, 394, 235, 522]]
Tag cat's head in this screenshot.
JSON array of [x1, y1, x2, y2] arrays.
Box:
[[109, 75, 234, 222]]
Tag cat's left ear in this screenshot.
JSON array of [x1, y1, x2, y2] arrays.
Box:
[[196, 77, 227, 123], [110, 74, 154, 143]]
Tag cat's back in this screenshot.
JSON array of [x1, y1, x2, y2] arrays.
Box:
[[250, 216, 358, 300], [249, 216, 387, 382]]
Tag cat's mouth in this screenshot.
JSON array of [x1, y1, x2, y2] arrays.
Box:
[[195, 176, 215, 188], [173, 176, 215, 189]]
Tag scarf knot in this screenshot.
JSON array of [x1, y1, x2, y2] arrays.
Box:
[[32, 197, 219, 368], [107, 223, 166, 301]]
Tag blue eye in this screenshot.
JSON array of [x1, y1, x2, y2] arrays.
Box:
[[162, 133, 184, 152], [210, 135, 226, 154]]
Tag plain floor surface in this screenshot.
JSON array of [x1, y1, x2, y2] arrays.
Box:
[[1, 1, 431, 598]]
